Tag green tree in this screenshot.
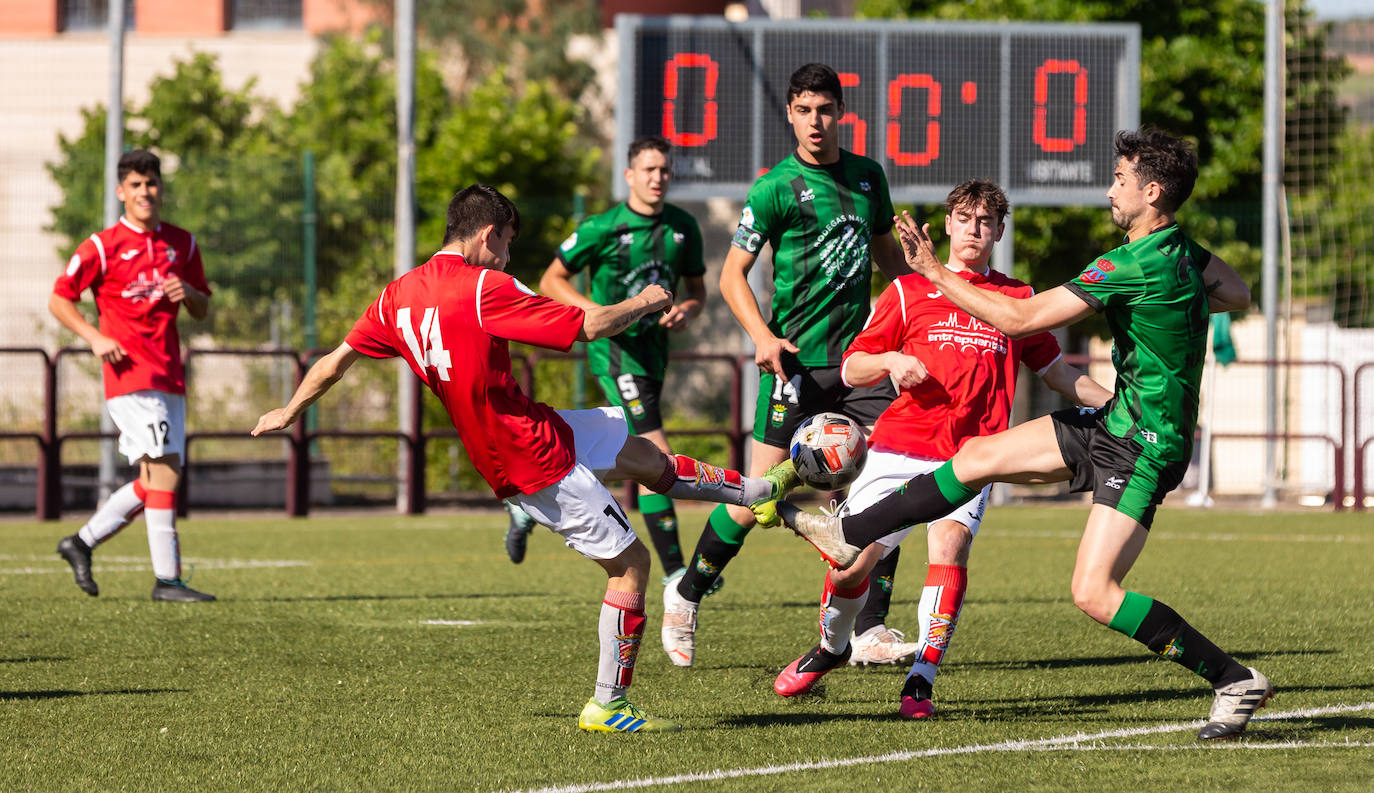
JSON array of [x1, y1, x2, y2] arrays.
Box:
[[46, 53, 297, 342]]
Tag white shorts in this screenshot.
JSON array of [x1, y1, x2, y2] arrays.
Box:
[[510, 406, 636, 560], [105, 390, 186, 464], [843, 448, 991, 553]]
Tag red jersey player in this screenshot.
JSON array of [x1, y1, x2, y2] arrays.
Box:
[[769, 180, 1111, 717], [251, 184, 796, 733], [51, 149, 215, 602]]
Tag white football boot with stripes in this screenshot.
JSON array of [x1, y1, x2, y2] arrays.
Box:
[[1198, 667, 1273, 740]]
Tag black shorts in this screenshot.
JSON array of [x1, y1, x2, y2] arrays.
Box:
[[754, 353, 896, 448], [1051, 404, 1188, 529], [597, 373, 664, 435]]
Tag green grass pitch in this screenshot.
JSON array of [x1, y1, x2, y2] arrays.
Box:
[[3, 505, 1372, 791]]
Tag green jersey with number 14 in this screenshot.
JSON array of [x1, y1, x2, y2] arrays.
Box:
[[1064, 224, 1213, 463], [557, 202, 705, 379], [731, 151, 895, 367]]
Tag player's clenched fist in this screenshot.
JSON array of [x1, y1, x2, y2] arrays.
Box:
[[636, 283, 674, 313]]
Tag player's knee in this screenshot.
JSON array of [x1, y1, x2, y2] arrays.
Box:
[[1070, 579, 1114, 625], [615, 435, 663, 479]]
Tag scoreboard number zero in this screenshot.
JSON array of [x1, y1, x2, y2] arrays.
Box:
[[615, 16, 1140, 206]]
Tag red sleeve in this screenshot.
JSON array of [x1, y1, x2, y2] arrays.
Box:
[[344, 288, 399, 359], [183, 235, 211, 296], [1020, 331, 1063, 373], [845, 279, 907, 360], [52, 237, 101, 301], [478, 272, 584, 351]]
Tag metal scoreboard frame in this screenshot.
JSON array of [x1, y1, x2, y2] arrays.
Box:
[[614, 16, 1140, 207]]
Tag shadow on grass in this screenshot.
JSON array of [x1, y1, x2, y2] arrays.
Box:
[[245, 592, 553, 603], [947, 647, 1337, 673], [1, 688, 186, 701], [0, 656, 72, 664]]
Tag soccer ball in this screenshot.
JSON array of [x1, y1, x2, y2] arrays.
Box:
[[788, 412, 867, 490]]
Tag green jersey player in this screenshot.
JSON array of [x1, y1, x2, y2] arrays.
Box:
[[531, 136, 707, 583], [661, 63, 911, 669], [778, 129, 1271, 740]]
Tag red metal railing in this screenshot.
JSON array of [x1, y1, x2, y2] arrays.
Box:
[[5, 347, 1361, 518]]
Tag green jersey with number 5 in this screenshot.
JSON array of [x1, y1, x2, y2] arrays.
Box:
[[557, 202, 705, 379], [1063, 224, 1213, 463]]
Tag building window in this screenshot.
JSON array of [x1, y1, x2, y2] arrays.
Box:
[[231, 0, 304, 30], [62, 0, 136, 32]]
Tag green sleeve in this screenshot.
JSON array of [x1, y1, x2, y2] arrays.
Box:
[[873, 167, 895, 235], [1063, 253, 1144, 312], [556, 215, 604, 274], [731, 178, 778, 256]]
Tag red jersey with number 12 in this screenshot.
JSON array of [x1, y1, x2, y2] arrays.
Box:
[[52, 217, 210, 398], [843, 269, 1062, 460], [344, 251, 587, 498]]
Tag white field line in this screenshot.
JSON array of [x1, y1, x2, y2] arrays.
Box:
[[498, 701, 1374, 793], [420, 619, 483, 626], [0, 555, 309, 576]]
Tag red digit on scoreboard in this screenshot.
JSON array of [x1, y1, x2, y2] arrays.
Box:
[[886, 73, 941, 167], [662, 53, 718, 147], [838, 72, 866, 157], [1033, 59, 1088, 154]]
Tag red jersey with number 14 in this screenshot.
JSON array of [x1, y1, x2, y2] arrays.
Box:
[[843, 268, 1062, 460], [52, 217, 210, 399], [344, 251, 587, 499]]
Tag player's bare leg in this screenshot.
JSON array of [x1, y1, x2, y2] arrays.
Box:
[[141, 456, 213, 602]]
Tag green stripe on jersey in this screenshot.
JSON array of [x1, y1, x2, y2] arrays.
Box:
[[732, 151, 896, 367]]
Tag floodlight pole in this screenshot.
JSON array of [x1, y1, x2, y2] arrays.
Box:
[[1261, 0, 1281, 508], [395, 0, 420, 513], [98, 0, 127, 502]]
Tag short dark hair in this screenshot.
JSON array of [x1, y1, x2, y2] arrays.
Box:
[[787, 62, 843, 106], [627, 135, 671, 166], [945, 179, 1010, 223], [117, 149, 161, 183], [443, 184, 520, 246], [1113, 128, 1198, 213]]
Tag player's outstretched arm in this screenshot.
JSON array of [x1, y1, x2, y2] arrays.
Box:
[[539, 259, 600, 310], [1199, 253, 1251, 314], [251, 342, 361, 436], [578, 284, 673, 342], [1039, 358, 1113, 408]]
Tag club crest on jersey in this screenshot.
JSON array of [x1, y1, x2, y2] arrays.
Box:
[[164, 246, 177, 263], [672, 231, 685, 245], [560, 232, 578, 252], [1079, 258, 1116, 284]]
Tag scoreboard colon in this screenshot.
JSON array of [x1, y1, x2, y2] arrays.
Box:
[[615, 16, 1140, 206]]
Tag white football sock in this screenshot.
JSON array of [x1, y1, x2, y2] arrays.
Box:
[[595, 589, 646, 705], [819, 572, 869, 655], [144, 489, 181, 581], [78, 480, 146, 547]]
